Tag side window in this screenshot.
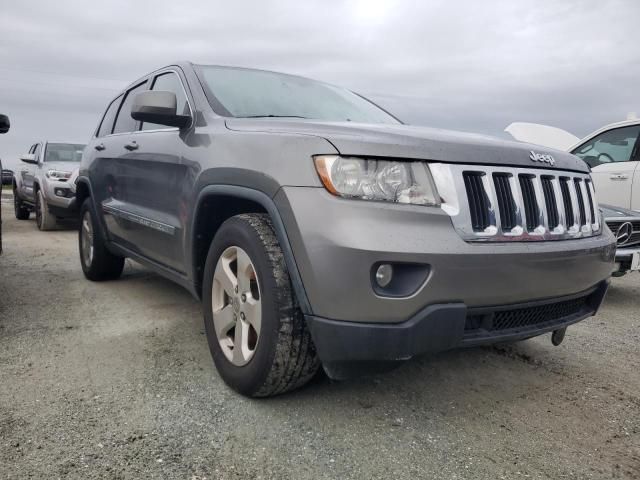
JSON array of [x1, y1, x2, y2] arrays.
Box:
[[33, 144, 42, 162], [97, 95, 123, 137], [572, 125, 640, 168], [141, 72, 189, 130], [112, 81, 148, 134]]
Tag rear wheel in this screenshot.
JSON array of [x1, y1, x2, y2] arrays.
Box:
[[14, 191, 30, 220], [203, 213, 320, 397], [35, 189, 56, 230], [79, 198, 125, 281]]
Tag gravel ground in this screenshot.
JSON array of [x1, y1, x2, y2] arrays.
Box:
[[0, 193, 639, 479]]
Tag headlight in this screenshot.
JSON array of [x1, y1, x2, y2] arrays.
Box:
[[46, 169, 72, 180], [313, 155, 440, 206]]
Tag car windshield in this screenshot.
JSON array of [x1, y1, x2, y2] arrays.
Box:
[[196, 65, 400, 124], [44, 143, 85, 162]]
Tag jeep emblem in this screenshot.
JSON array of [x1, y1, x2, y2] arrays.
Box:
[[530, 151, 556, 166]]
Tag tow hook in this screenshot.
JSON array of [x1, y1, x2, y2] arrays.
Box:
[[551, 327, 566, 346]]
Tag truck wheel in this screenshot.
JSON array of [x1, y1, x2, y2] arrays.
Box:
[[203, 213, 320, 397], [35, 189, 57, 230], [14, 192, 30, 220], [78, 198, 125, 281]]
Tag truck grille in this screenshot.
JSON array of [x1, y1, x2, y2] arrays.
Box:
[[432, 164, 601, 242]]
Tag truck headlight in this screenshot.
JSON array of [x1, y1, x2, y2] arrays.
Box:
[[46, 169, 72, 180], [313, 155, 440, 206]]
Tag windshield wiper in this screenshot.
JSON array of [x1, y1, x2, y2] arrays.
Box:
[[240, 115, 310, 119]]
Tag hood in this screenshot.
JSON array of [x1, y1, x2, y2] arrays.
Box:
[[600, 203, 640, 219], [43, 161, 81, 173], [226, 119, 588, 173]]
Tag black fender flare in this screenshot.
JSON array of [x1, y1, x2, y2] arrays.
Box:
[[190, 185, 312, 315]]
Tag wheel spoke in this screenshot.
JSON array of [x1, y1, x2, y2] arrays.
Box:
[[244, 297, 261, 337], [214, 255, 238, 297], [213, 304, 236, 340], [236, 248, 253, 293], [232, 318, 249, 364]]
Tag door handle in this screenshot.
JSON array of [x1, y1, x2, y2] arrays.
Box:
[[124, 141, 139, 151], [610, 173, 629, 180], [94, 143, 106, 151]]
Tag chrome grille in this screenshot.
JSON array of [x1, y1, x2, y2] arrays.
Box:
[[430, 163, 601, 242], [606, 220, 640, 247]]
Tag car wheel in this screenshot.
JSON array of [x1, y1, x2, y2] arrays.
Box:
[[79, 198, 125, 281], [35, 189, 57, 230], [14, 191, 30, 220], [203, 213, 320, 397]]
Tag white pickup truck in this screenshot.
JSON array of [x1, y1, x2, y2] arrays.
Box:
[[507, 119, 640, 211]]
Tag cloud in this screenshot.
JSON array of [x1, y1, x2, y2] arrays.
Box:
[[1, 0, 638, 169]]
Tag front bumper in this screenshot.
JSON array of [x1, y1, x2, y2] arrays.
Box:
[[42, 178, 76, 217], [306, 281, 608, 376], [276, 187, 616, 323]]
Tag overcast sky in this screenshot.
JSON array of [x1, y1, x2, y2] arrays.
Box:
[[1, 0, 638, 170]]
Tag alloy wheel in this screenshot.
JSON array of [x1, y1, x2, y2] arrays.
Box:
[[211, 246, 262, 366], [81, 210, 94, 267]]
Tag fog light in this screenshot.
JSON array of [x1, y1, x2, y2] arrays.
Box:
[[375, 264, 393, 288]]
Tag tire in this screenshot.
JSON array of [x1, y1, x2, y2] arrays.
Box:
[[14, 191, 30, 220], [203, 213, 320, 397], [35, 189, 57, 230], [78, 198, 125, 281]]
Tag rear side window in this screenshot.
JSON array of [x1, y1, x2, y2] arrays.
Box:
[[113, 81, 148, 134], [97, 95, 123, 137], [141, 72, 190, 130]]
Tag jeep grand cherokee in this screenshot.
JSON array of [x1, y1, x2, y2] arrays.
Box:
[[76, 62, 615, 397]]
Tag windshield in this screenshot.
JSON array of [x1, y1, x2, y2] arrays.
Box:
[[44, 143, 85, 162], [196, 65, 400, 124]]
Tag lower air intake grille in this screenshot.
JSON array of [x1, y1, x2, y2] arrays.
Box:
[[465, 295, 589, 333]]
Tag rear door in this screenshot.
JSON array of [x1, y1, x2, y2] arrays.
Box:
[[108, 70, 195, 272], [571, 125, 640, 209]]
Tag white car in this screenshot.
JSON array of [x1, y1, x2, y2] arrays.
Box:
[[506, 119, 640, 211]]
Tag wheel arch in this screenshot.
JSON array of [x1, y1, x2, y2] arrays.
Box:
[[190, 185, 312, 314]]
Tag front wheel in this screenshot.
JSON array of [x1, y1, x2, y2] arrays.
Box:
[[78, 198, 125, 281], [203, 213, 320, 397], [35, 190, 56, 230]]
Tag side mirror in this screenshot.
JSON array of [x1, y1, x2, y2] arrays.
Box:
[[0, 114, 9, 134], [131, 91, 191, 128], [20, 153, 38, 165]]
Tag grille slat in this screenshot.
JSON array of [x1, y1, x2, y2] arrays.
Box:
[[519, 175, 539, 231], [574, 179, 587, 226], [493, 173, 516, 230], [541, 176, 560, 229], [559, 178, 575, 228], [463, 172, 490, 231]]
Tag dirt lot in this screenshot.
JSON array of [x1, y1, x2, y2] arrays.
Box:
[[0, 192, 638, 479]]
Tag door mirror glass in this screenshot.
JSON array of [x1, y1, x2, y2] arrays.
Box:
[[20, 153, 37, 164], [0, 114, 9, 134], [131, 91, 190, 128]]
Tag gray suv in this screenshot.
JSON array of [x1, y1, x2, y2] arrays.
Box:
[[77, 62, 615, 397]]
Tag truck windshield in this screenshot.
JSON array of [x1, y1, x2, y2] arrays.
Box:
[[45, 143, 85, 162], [196, 65, 400, 124]]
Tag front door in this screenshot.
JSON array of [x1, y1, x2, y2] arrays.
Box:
[[572, 125, 640, 209], [109, 70, 195, 273]]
